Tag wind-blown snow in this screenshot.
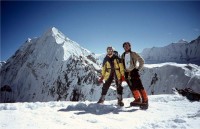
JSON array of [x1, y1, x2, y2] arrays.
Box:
[[0, 94, 199, 129]]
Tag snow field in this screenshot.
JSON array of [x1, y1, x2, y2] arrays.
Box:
[[1, 94, 199, 129]]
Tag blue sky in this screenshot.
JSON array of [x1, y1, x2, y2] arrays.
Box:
[[1, 1, 200, 61]]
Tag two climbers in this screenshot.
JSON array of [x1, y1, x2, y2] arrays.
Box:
[[97, 42, 149, 108]]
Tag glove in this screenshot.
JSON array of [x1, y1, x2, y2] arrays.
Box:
[[98, 76, 104, 84], [121, 75, 125, 82]]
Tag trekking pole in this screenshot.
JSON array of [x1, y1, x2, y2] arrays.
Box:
[[147, 85, 151, 92]]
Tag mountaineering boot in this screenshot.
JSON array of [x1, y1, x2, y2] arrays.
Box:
[[130, 90, 141, 106], [97, 95, 105, 104], [140, 89, 148, 104], [118, 100, 124, 106], [117, 94, 124, 106], [130, 98, 141, 106], [140, 89, 149, 109], [140, 100, 148, 110]]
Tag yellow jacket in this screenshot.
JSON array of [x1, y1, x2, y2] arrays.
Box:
[[101, 55, 124, 81]]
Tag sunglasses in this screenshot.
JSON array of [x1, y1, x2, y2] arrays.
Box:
[[107, 49, 113, 52]]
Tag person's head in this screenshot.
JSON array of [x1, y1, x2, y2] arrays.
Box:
[[113, 50, 119, 57], [123, 42, 131, 52], [107, 46, 114, 56]]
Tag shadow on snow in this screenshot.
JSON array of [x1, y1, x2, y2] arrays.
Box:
[[58, 103, 138, 115]]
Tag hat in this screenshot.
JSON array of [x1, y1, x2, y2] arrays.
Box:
[[113, 51, 118, 56]]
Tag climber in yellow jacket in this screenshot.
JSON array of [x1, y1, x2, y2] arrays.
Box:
[[98, 46, 125, 106]]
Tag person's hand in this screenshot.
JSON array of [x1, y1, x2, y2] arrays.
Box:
[[98, 76, 104, 84], [121, 75, 125, 82]]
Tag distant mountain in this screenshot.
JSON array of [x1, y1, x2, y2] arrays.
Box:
[[0, 27, 199, 103], [141, 36, 200, 65]]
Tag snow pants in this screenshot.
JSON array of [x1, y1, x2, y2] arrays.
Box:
[[101, 73, 123, 95], [124, 69, 144, 91]]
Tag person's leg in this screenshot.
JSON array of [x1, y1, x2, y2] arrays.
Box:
[[115, 78, 124, 106], [125, 71, 141, 105], [97, 76, 113, 103], [132, 70, 148, 104]]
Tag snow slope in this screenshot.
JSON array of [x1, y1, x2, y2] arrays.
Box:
[[0, 94, 199, 129], [140, 36, 200, 65]]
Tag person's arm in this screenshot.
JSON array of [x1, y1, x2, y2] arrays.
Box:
[[134, 52, 144, 70], [101, 57, 107, 78], [98, 58, 106, 83], [118, 58, 125, 76]]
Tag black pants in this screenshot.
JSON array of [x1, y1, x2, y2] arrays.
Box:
[[125, 69, 144, 91], [101, 73, 123, 95]]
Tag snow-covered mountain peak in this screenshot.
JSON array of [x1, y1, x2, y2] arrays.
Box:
[[176, 39, 188, 44], [27, 38, 31, 42], [31, 27, 93, 61], [0, 27, 102, 103], [44, 27, 61, 36], [41, 27, 69, 45]]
